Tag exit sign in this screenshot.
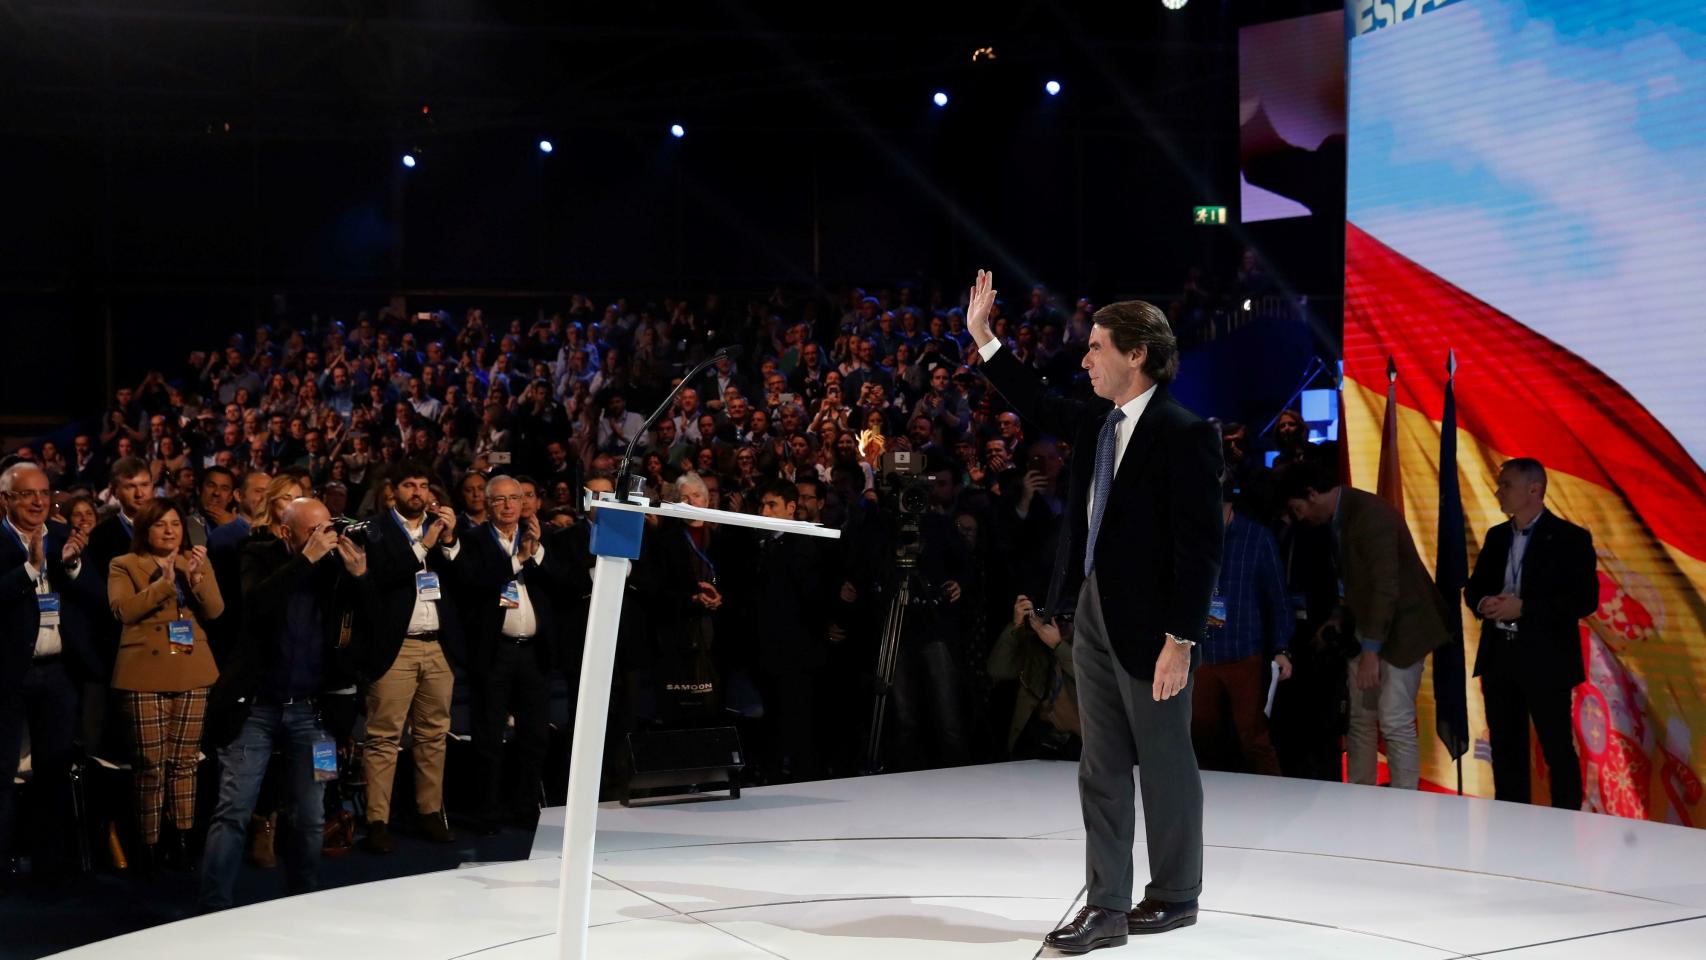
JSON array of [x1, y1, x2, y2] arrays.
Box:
[[1193, 205, 1228, 225]]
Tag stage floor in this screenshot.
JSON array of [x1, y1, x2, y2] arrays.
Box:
[[53, 761, 1706, 959]]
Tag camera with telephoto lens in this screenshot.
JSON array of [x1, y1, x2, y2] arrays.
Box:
[[331, 516, 373, 547]]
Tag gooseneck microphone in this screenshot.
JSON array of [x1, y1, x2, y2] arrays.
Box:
[[613, 344, 743, 503]]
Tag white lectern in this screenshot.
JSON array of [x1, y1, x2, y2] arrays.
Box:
[[555, 492, 841, 960]]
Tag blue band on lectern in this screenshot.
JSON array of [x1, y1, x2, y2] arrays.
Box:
[[589, 507, 644, 559]]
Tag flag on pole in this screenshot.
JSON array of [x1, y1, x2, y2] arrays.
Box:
[[1377, 356, 1403, 516], [1433, 350, 1470, 764]]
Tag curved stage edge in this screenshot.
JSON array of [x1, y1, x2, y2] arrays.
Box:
[[52, 762, 1706, 959]]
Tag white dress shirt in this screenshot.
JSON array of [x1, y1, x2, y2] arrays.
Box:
[[976, 340, 1156, 525], [7, 518, 76, 658], [491, 525, 543, 638], [394, 510, 461, 636]]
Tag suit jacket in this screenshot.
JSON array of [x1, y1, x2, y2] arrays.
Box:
[[456, 521, 564, 677], [204, 536, 364, 747], [751, 529, 829, 674], [73, 513, 136, 676], [1464, 511, 1597, 688], [1335, 487, 1452, 668], [353, 509, 468, 681], [979, 347, 1223, 680], [1, 521, 102, 697], [107, 552, 224, 692]]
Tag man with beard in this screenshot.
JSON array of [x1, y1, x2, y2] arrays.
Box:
[[357, 461, 465, 852]]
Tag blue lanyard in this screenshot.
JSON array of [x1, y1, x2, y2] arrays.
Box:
[[2, 517, 25, 554], [392, 509, 425, 547], [682, 529, 717, 582]]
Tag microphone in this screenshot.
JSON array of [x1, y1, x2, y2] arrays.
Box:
[[613, 345, 743, 503]]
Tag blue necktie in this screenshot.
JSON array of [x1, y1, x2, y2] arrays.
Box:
[[1085, 408, 1126, 576]]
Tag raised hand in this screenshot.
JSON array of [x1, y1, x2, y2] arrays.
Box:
[[520, 515, 542, 560], [336, 536, 368, 577], [303, 522, 339, 563], [61, 527, 89, 566], [966, 269, 997, 348], [185, 545, 209, 585]]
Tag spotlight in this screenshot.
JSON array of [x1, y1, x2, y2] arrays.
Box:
[[670, 124, 686, 139], [539, 139, 554, 154], [1045, 80, 1062, 96], [1162, 0, 1189, 9], [1242, 299, 1252, 312], [401, 153, 417, 169], [933, 91, 949, 107]]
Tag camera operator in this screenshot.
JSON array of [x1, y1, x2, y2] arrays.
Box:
[[197, 497, 366, 911], [1279, 460, 1450, 790], [842, 457, 973, 771], [356, 462, 466, 852]]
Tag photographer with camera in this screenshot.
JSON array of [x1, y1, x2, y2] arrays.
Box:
[[356, 462, 466, 852], [1278, 460, 1450, 791], [198, 496, 366, 911], [987, 593, 1079, 761]]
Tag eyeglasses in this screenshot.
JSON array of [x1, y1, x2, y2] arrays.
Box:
[[488, 494, 523, 504], [7, 489, 51, 501]]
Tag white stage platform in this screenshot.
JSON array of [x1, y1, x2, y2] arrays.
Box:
[[55, 761, 1706, 959]]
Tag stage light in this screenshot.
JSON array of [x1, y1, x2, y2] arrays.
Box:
[[1045, 80, 1062, 96], [539, 139, 554, 154], [402, 153, 417, 169], [1162, 0, 1189, 9], [1242, 299, 1252, 312], [670, 124, 686, 138], [933, 91, 949, 107]]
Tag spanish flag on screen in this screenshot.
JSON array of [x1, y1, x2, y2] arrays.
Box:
[[1344, 223, 1706, 824]]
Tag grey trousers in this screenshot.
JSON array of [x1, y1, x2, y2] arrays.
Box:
[[1075, 572, 1204, 910]]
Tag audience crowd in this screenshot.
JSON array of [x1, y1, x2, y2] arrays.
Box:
[[1, 265, 1594, 915]]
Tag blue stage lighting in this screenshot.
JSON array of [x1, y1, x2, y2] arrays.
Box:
[[539, 140, 554, 154], [933, 91, 949, 107], [402, 154, 416, 169], [1045, 80, 1062, 96], [670, 124, 686, 139]]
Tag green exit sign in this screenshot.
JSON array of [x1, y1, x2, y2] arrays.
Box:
[[1193, 205, 1228, 225]]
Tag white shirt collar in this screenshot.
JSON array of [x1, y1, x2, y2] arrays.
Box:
[[1116, 383, 1158, 425]]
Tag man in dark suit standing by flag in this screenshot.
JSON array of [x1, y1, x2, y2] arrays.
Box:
[[968, 271, 1223, 954], [1465, 458, 1598, 809]]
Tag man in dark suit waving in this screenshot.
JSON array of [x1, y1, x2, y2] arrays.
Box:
[[968, 271, 1223, 953], [1465, 458, 1598, 809]]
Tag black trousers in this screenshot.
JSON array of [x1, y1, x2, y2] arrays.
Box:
[[1075, 573, 1203, 910], [0, 657, 79, 873], [472, 641, 551, 819], [1482, 666, 1582, 809]]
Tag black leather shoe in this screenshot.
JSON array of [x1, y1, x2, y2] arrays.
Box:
[[1127, 897, 1199, 934], [1045, 905, 1129, 954], [362, 821, 394, 855], [418, 810, 457, 844]]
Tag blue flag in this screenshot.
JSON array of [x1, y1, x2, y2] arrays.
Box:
[[1434, 351, 1470, 761]]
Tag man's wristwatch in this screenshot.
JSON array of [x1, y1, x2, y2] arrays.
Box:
[[1166, 633, 1196, 648]]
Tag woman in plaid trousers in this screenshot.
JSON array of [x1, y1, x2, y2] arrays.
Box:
[[108, 499, 224, 871]]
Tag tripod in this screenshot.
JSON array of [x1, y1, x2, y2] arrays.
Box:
[[863, 544, 920, 774]]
